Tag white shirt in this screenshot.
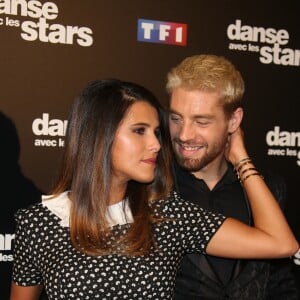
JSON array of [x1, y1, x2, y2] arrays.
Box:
[[42, 192, 133, 227]]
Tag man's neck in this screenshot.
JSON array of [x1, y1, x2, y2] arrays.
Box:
[[191, 157, 228, 190]]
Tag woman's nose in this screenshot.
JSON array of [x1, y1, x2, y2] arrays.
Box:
[[150, 134, 161, 152]]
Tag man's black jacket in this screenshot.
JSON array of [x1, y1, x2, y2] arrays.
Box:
[[173, 162, 298, 300]]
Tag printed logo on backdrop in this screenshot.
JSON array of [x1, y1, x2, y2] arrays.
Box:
[[227, 19, 299, 66], [137, 18, 187, 46], [0, 233, 14, 262], [266, 126, 300, 166], [0, 0, 93, 46], [294, 249, 300, 266], [32, 113, 67, 147]]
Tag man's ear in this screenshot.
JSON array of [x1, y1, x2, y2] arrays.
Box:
[[228, 107, 243, 133]]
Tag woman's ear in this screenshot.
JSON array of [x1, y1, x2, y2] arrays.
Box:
[[228, 107, 243, 133]]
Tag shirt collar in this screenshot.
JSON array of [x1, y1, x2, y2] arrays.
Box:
[[42, 192, 133, 228], [173, 160, 239, 191]]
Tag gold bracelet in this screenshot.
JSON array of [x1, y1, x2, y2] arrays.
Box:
[[240, 167, 257, 176], [236, 166, 258, 182], [241, 172, 264, 183], [236, 160, 252, 173], [234, 157, 251, 170]]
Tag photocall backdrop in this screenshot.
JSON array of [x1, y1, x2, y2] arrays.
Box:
[[0, 0, 299, 297]]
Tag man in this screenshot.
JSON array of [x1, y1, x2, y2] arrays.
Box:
[[166, 54, 298, 299]]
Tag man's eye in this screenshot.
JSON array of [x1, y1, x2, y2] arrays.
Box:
[[196, 121, 209, 126], [154, 128, 161, 138], [170, 115, 180, 122], [133, 127, 145, 135]]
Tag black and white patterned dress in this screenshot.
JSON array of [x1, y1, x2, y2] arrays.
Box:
[[12, 191, 226, 299]]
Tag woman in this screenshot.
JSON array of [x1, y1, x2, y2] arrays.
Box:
[[10, 79, 298, 299]]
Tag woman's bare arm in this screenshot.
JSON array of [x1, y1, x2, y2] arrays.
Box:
[[10, 282, 43, 300], [206, 128, 299, 258]]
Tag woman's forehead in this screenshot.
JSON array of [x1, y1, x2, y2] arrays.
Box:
[[123, 101, 159, 125]]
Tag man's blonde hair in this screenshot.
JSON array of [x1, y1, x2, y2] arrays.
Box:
[[166, 54, 245, 116]]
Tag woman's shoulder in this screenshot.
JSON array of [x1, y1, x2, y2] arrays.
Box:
[[14, 201, 44, 227], [153, 190, 226, 223], [15, 191, 71, 227], [152, 190, 205, 214]]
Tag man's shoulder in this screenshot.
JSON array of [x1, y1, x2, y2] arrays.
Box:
[[261, 170, 286, 189]]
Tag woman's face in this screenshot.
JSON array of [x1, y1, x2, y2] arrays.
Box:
[[111, 101, 161, 187]]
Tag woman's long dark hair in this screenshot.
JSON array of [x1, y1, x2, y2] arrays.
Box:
[[52, 79, 173, 255]]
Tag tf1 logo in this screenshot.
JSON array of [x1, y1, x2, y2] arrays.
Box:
[[137, 18, 187, 46]]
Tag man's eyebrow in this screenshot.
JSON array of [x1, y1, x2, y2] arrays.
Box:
[[193, 114, 215, 120], [168, 109, 214, 119], [168, 108, 182, 116]]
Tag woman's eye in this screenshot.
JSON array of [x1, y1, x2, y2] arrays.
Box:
[[133, 127, 145, 135]]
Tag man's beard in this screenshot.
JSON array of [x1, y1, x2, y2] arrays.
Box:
[[173, 136, 228, 172]]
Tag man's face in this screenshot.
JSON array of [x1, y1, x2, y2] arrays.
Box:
[[169, 87, 231, 173]]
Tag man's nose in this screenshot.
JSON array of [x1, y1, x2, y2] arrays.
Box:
[[178, 122, 195, 142]]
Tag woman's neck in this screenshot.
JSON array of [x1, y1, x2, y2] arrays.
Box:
[[109, 178, 127, 205]]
